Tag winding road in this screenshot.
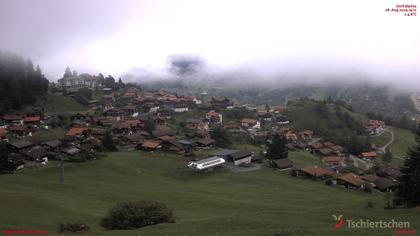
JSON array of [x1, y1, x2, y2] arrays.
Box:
[[376, 128, 394, 154], [375, 128, 405, 161]]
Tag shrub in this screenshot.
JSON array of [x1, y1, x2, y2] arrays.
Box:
[[101, 200, 175, 230], [325, 179, 333, 186], [58, 222, 89, 233], [366, 201, 375, 209]]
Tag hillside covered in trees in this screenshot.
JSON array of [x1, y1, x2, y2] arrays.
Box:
[[0, 52, 49, 112]]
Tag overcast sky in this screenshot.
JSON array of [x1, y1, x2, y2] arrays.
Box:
[[0, 0, 419, 83]]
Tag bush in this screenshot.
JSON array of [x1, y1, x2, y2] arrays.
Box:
[[58, 222, 89, 233], [366, 201, 375, 208], [325, 179, 333, 186], [101, 200, 175, 230]]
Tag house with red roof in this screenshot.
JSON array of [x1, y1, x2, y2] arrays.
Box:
[[241, 118, 260, 130]]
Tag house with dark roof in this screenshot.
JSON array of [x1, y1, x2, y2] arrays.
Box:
[[42, 140, 62, 151], [195, 138, 215, 147], [9, 140, 34, 151], [271, 158, 293, 170], [373, 177, 395, 192], [212, 149, 253, 165], [9, 125, 30, 136]]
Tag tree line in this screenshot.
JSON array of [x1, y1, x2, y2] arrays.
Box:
[[0, 52, 49, 112]]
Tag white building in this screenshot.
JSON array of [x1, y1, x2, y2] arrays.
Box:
[[187, 157, 226, 170], [173, 107, 189, 113], [58, 73, 100, 92]]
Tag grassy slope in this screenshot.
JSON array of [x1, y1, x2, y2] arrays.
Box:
[[36, 92, 88, 114], [388, 127, 416, 166], [371, 131, 392, 147], [1, 152, 419, 236], [371, 126, 416, 165]]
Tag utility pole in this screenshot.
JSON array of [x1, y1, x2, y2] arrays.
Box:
[[60, 158, 64, 182]]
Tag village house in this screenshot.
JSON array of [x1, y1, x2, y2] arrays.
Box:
[[103, 108, 124, 121], [187, 156, 226, 171], [285, 131, 298, 143], [9, 140, 34, 152], [257, 111, 272, 122], [223, 121, 240, 132], [174, 139, 196, 153], [376, 163, 401, 181], [241, 118, 260, 130], [301, 130, 313, 140], [212, 149, 253, 166], [309, 142, 323, 151], [273, 106, 286, 114], [66, 127, 88, 138], [250, 131, 268, 143], [123, 132, 145, 145], [111, 121, 130, 134], [23, 116, 41, 126], [316, 148, 335, 157], [2, 114, 24, 125], [373, 177, 395, 192], [337, 173, 366, 189], [103, 94, 116, 103], [141, 140, 162, 151], [23, 146, 49, 163], [152, 125, 173, 137], [172, 103, 189, 113], [62, 147, 81, 156], [321, 156, 342, 167], [365, 119, 386, 135], [9, 125, 31, 137], [275, 115, 290, 125], [295, 166, 332, 179], [211, 96, 233, 109], [42, 140, 62, 152], [0, 128, 8, 141], [270, 158, 294, 171], [362, 174, 380, 186], [185, 118, 208, 130], [360, 151, 377, 160], [58, 73, 100, 92], [195, 137, 215, 148], [205, 111, 222, 124], [161, 140, 185, 154]]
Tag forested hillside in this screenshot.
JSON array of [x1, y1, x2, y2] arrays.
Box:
[[141, 77, 417, 126], [0, 52, 49, 112]]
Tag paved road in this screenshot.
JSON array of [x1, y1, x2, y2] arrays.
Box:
[[376, 128, 394, 154], [375, 128, 406, 161]]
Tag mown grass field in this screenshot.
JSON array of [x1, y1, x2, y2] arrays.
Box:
[[371, 131, 392, 147], [389, 127, 416, 159], [1, 151, 419, 236], [371, 126, 416, 165]]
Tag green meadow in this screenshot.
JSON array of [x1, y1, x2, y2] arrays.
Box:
[[0, 151, 419, 236]]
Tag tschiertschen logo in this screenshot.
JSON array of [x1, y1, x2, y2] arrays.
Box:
[[332, 214, 344, 229], [332, 214, 417, 235]]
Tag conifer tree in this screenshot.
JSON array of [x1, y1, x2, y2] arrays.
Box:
[[266, 134, 288, 159], [395, 128, 420, 207]]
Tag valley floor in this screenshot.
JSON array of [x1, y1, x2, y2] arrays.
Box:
[[0, 151, 419, 236]]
